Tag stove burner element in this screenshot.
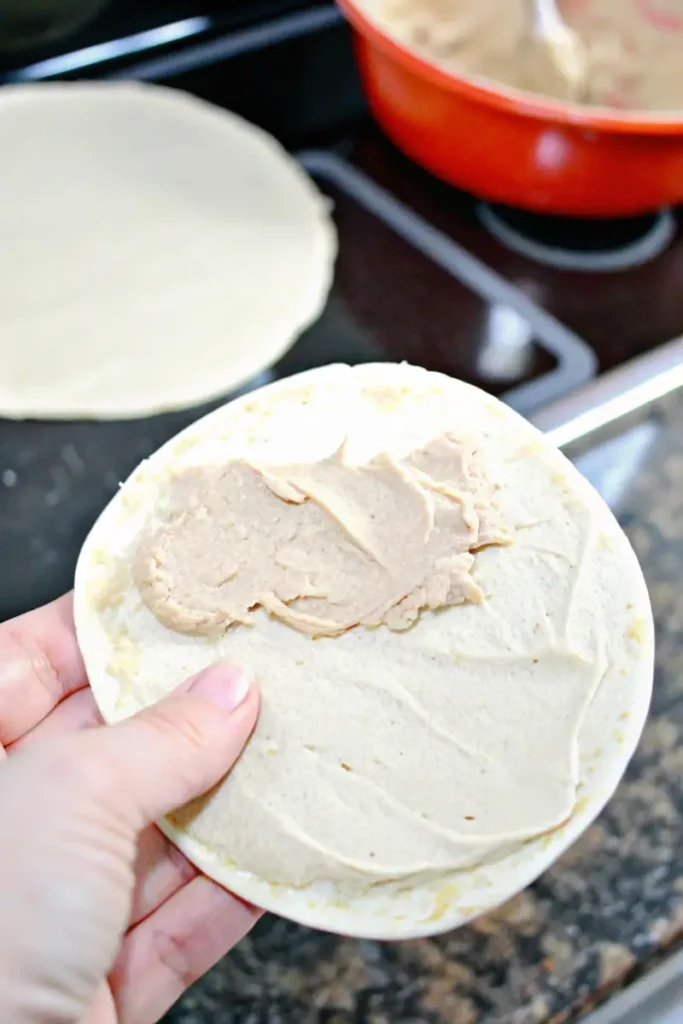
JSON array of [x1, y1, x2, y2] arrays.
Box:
[[478, 205, 676, 272]]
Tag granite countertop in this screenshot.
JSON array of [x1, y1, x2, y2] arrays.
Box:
[[163, 387, 683, 1024]]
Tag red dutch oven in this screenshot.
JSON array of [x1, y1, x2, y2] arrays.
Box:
[[338, 0, 683, 216]]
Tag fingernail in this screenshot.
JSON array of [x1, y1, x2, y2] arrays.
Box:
[[189, 661, 252, 712]]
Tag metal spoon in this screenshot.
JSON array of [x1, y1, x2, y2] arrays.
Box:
[[533, 0, 587, 99]]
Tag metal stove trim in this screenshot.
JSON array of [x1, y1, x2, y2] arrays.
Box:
[[106, 4, 344, 82], [300, 150, 598, 414], [581, 946, 683, 1024], [2, 17, 210, 83], [532, 333, 683, 446]]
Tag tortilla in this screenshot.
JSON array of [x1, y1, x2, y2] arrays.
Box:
[[0, 82, 335, 419], [74, 364, 653, 939]]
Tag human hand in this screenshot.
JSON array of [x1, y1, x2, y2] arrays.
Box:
[[0, 594, 261, 1023]]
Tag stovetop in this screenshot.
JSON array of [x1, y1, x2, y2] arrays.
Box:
[[2, 3, 683, 621], [297, 129, 683, 404]]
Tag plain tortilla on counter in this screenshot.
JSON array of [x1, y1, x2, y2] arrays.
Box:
[[74, 363, 654, 939], [0, 82, 335, 419]]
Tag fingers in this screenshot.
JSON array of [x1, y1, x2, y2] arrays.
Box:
[[110, 876, 261, 1024], [73, 661, 259, 831], [10, 681, 206, 927], [0, 593, 87, 746], [129, 827, 197, 928], [7, 661, 251, 931], [8, 688, 102, 754], [83, 983, 118, 1024]]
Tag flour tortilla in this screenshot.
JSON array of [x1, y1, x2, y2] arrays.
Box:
[[0, 82, 335, 419], [74, 364, 653, 939]]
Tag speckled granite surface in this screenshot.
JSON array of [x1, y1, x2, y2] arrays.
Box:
[[164, 390, 683, 1024]]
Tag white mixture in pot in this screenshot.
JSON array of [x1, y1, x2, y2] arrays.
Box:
[[370, 0, 683, 111]]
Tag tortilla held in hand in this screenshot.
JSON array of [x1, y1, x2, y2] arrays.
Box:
[[74, 363, 653, 939]]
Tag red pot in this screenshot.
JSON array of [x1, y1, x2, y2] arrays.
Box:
[[338, 0, 683, 216]]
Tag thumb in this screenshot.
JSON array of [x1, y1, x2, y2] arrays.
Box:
[[0, 662, 258, 1024], [81, 660, 259, 830]]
